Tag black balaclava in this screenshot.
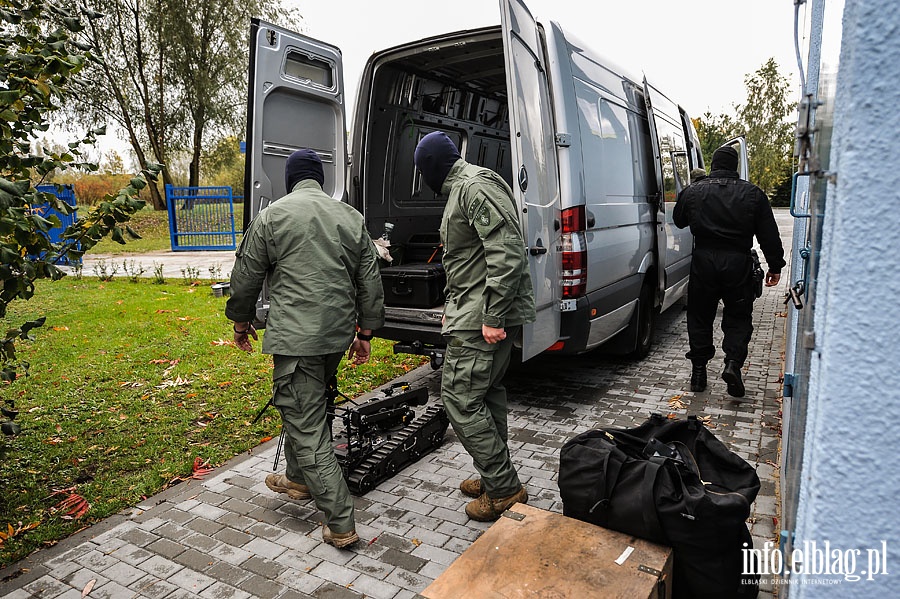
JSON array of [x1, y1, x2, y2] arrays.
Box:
[[414, 132, 461, 193], [284, 148, 325, 193], [710, 146, 739, 173]]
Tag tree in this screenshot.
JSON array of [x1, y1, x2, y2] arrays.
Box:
[[693, 111, 741, 169], [0, 0, 161, 421], [201, 135, 244, 191], [71, 0, 180, 210], [71, 0, 297, 207], [736, 58, 796, 197]]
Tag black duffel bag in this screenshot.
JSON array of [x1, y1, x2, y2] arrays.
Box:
[[558, 414, 760, 599]]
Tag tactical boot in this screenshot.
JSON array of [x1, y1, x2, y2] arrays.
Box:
[[465, 486, 528, 522], [721, 360, 746, 398], [460, 478, 483, 498], [323, 525, 359, 549], [265, 474, 311, 500], [690, 363, 707, 392]]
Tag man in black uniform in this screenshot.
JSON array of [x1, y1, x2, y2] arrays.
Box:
[[673, 146, 785, 397]]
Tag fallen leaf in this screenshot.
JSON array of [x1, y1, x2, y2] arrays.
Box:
[[259, 436, 273, 443], [50, 493, 90, 520], [82, 579, 96, 597], [52, 326, 69, 331], [668, 396, 686, 410], [0, 521, 40, 547], [217, 381, 233, 387], [185, 393, 198, 399], [411, 538, 422, 547], [211, 339, 235, 346], [191, 457, 213, 479]]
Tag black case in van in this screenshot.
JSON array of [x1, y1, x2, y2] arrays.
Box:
[[381, 263, 446, 308]]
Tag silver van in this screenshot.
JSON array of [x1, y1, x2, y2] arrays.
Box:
[[244, 0, 710, 363]]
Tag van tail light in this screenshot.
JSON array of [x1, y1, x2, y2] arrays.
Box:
[[561, 206, 587, 298]]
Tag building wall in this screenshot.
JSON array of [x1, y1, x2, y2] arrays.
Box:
[[792, 0, 900, 596]]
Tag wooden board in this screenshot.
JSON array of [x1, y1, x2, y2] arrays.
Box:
[[422, 504, 673, 599]]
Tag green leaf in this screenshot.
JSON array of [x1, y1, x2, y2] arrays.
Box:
[[0, 90, 23, 105]]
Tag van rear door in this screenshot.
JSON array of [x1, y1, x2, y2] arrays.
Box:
[[245, 19, 348, 224], [500, 0, 561, 361], [245, 19, 348, 324]]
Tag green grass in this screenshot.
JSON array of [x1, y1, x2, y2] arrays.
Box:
[[0, 277, 427, 567]]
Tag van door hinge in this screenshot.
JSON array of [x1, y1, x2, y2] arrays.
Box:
[[783, 373, 794, 397], [555, 133, 571, 147]]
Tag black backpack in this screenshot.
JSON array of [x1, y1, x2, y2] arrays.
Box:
[[558, 414, 760, 599]]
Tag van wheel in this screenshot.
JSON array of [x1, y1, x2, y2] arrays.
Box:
[[626, 278, 657, 360]]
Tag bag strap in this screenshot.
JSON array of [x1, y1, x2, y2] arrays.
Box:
[[587, 449, 622, 514], [639, 457, 667, 542]]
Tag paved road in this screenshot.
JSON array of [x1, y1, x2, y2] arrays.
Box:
[[2, 211, 793, 598]]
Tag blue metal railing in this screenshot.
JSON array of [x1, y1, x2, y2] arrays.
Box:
[[165, 185, 237, 251], [34, 184, 80, 265]]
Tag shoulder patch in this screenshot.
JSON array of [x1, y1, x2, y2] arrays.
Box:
[[476, 205, 491, 227]]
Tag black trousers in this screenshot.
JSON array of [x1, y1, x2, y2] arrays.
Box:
[[686, 248, 755, 367]]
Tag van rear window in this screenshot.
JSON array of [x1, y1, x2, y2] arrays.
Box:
[[283, 51, 333, 88]]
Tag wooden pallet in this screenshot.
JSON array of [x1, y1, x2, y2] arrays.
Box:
[[422, 503, 673, 599]]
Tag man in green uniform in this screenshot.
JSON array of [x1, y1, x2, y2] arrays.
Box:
[[226, 149, 384, 548], [414, 131, 535, 521]]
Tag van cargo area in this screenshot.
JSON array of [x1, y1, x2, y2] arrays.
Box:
[[353, 28, 511, 348], [357, 28, 511, 243]]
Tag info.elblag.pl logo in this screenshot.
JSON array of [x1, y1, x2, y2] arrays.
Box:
[[743, 540, 890, 583]]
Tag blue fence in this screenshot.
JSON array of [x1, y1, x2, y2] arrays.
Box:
[[165, 185, 237, 251], [34, 184, 79, 265]]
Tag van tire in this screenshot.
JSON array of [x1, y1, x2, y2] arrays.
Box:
[[626, 277, 657, 360]]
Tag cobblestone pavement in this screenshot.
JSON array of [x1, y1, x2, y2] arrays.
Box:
[[1, 213, 793, 598]]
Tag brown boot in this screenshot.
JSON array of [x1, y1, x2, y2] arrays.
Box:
[[465, 486, 528, 522], [323, 525, 359, 549], [459, 478, 482, 498], [265, 474, 311, 500]]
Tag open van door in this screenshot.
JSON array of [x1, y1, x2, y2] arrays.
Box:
[[643, 78, 691, 311], [500, 0, 561, 361], [721, 136, 750, 180], [245, 19, 347, 226], [244, 19, 347, 324]]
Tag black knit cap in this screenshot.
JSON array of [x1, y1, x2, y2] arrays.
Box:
[[414, 132, 461, 193], [284, 148, 325, 192], [710, 146, 739, 173]]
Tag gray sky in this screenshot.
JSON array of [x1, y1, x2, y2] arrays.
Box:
[[287, 0, 805, 119], [93, 1, 805, 160]]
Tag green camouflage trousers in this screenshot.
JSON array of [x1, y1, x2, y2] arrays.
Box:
[[441, 327, 522, 498], [272, 353, 354, 533]]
